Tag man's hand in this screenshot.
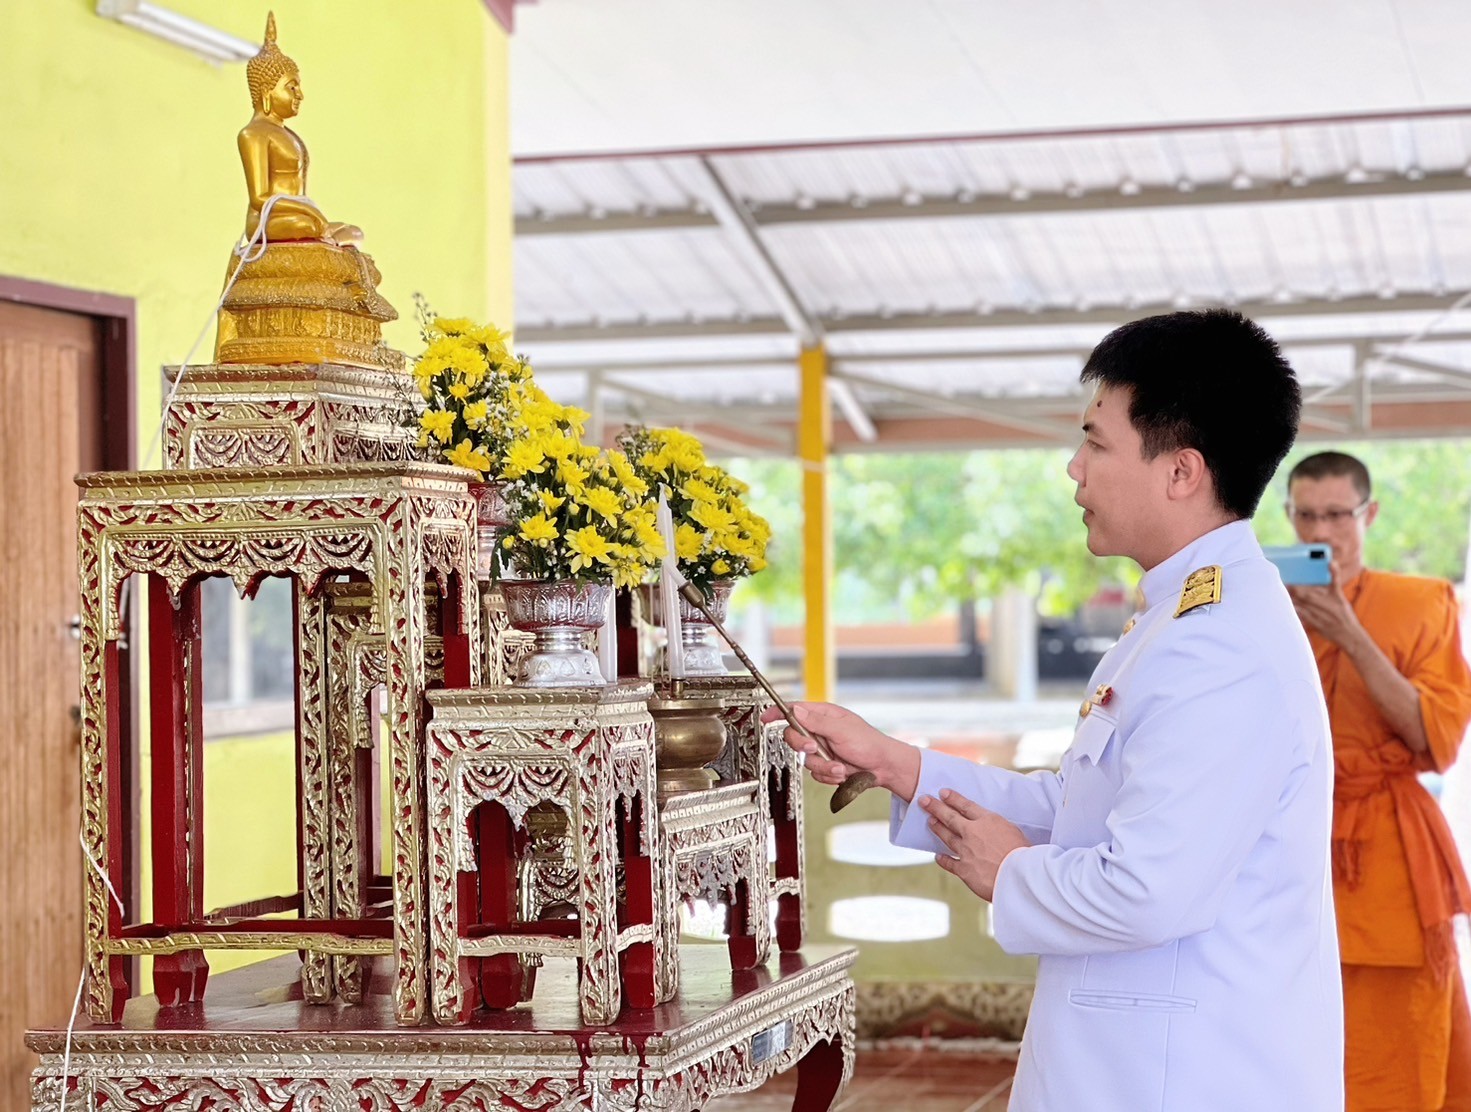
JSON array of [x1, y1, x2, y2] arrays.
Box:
[[1287, 561, 1364, 647], [759, 702, 919, 800], [921, 789, 1030, 902]]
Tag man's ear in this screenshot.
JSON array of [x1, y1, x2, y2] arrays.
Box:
[[1363, 499, 1379, 529], [1164, 447, 1210, 501]]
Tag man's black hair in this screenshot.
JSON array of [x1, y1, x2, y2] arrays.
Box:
[[1080, 309, 1301, 518], [1287, 450, 1372, 501]]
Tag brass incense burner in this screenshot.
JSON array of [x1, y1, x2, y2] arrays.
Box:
[[648, 683, 728, 802]]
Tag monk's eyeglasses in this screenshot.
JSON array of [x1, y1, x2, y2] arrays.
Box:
[[1284, 499, 1371, 526]]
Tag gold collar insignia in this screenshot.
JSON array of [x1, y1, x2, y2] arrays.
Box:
[[1175, 564, 1222, 618]]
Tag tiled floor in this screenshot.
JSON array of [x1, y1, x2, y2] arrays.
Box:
[[710, 1043, 1016, 1111]]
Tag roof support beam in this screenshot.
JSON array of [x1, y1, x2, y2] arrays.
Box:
[[596, 377, 793, 449], [1373, 351, 1471, 388], [832, 369, 1078, 441], [529, 332, 1471, 375], [515, 170, 1471, 237], [688, 158, 877, 443], [518, 292, 1471, 346]]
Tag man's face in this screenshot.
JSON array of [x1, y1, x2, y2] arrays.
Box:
[[1286, 474, 1376, 575], [1066, 384, 1170, 563]]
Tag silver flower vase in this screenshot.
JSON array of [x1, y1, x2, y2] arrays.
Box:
[[643, 579, 733, 676], [500, 579, 611, 687], [468, 480, 510, 581]]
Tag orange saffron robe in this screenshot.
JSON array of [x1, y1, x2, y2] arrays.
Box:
[[1308, 570, 1471, 1111]]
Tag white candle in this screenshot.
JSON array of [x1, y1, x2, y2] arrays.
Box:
[[656, 491, 685, 680], [598, 587, 618, 683]]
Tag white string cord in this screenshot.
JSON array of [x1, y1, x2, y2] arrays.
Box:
[[138, 193, 309, 470], [60, 831, 127, 1112]]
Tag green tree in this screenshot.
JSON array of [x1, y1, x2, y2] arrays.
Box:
[[724, 449, 1133, 623], [725, 438, 1471, 626]]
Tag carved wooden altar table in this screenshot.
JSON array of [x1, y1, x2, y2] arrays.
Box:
[[659, 781, 772, 975], [76, 463, 480, 1027], [683, 676, 808, 951], [424, 684, 667, 1026], [28, 946, 857, 1112]]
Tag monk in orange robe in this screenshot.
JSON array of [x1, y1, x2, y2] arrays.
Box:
[[1286, 450, 1471, 1112]]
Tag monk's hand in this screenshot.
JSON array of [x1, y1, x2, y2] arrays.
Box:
[[921, 789, 1029, 902], [1287, 560, 1361, 646], [758, 701, 905, 790]]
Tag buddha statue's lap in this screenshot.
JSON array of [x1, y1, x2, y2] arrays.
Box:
[[215, 13, 402, 372]]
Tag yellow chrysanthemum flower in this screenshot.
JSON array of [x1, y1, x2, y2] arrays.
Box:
[[713, 558, 731, 576], [674, 523, 704, 561], [462, 399, 489, 428], [518, 398, 562, 435], [566, 526, 614, 572], [578, 486, 623, 522], [540, 431, 578, 460], [562, 404, 591, 435], [538, 490, 566, 514], [420, 409, 457, 444], [517, 513, 559, 546], [558, 458, 590, 496], [690, 501, 736, 534], [445, 438, 492, 476], [432, 317, 476, 337], [448, 382, 471, 401], [449, 344, 489, 387], [680, 478, 720, 505], [608, 451, 650, 496], [502, 440, 547, 479]]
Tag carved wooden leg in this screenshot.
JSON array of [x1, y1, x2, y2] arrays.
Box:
[[296, 585, 334, 1003], [386, 558, 429, 1025], [578, 758, 622, 1026], [791, 1038, 846, 1112]]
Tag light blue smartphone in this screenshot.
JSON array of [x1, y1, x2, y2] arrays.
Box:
[[1263, 543, 1333, 586]]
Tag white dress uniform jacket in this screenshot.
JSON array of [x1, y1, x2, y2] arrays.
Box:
[[892, 521, 1343, 1111]]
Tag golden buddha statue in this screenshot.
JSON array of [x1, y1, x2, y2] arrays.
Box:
[[214, 13, 403, 371]]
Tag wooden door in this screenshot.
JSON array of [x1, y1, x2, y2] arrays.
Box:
[[0, 301, 103, 1108]]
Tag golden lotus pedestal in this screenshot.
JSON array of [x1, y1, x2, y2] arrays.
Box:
[[215, 241, 403, 372], [27, 946, 857, 1112]]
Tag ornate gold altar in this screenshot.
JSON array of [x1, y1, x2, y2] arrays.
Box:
[[34, 13, 852, 1110]]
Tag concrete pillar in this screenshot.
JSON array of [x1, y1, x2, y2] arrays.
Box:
[[989, 587, 1038, 702]]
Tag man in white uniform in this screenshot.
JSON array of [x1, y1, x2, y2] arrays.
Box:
[[770, 309, 1343, 1112]]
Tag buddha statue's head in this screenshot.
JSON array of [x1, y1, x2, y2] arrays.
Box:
[[246, 12, 302, 119]]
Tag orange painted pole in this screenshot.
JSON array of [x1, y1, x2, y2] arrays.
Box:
[[798, 344, 834, 702]]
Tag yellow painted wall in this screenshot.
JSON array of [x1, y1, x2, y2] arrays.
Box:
[[2, 2, 512, 976]]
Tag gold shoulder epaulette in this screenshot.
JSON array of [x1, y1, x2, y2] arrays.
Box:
[[1175, 565, 1222, 618]]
